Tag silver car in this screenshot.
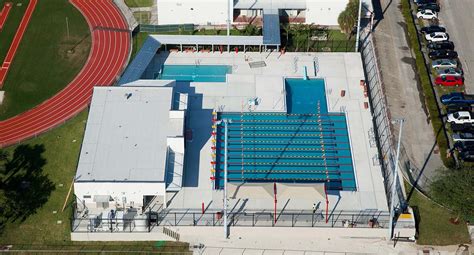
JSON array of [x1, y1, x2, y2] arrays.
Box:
[[436, 67, 463, 77], [452, 132, 474, 142], [431, 59, 457, 69]]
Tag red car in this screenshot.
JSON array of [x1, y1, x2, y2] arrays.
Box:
[[435, 75, 464, 86]]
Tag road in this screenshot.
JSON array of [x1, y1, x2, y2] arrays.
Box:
[[372, 0, 443, 189], [438, 0, 474, 93]]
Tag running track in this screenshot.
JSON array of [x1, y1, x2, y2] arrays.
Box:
[[0, 2, 12, 31], [0, 0, 37, 87], [0, 0, 130, 147]]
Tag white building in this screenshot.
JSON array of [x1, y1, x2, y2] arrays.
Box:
[[157, 0, 372, 27], [74, 82, 187, 216]]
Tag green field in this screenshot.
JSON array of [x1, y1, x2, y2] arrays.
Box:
[[0, 0, 91, 120], [405, 182, 470, 245], [125, 0, 153, 8], [133, 10, 151, 24], [0, 111, 189, 252]]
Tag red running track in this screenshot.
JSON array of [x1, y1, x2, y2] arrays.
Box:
[[0, 2, 13, 31], [0, 0, 131, 147], [0, 0, 36, 87]]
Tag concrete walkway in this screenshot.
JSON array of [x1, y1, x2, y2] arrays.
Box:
[[372, 0, 443, 189], [177, 226, 469, 254]]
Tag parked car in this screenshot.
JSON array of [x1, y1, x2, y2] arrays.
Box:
[[451, 123, 474, 133], [420, 25, 446, 34], [441, 92, 474, 105], [436, 67, 463, 78], [459, 150, 474, 162], [425, 32, 449, 42], [427, 41, 455, 51], [435, 75, 464, 87], [452, 132, 474, 142], [431, 59, 458, 69], [414, 0, 437, 7], [454, 141, 474, 152], [428, 50, 458, 60], [416, 9, 438, 20], [446, 104, 472, 113], [447, 111, 474, 124], [418, 3, 440, 12]]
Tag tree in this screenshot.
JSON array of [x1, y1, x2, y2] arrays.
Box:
[[240, 24, 260, 36], [338, 0, 360, 38], [0, 145, 54, 226], [281, 23, 291, 47], [430, 167, 474, 223], [293, 23, 312, 51]]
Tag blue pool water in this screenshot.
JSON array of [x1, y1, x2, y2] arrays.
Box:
[[285, 78, 327, 114], [214, 79, 356, 191], [157, 65, 231, 82]]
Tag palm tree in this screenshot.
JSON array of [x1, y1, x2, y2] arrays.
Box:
[[338, 0, 360, 38], [281, 23, 291, 47], [293, 24, 311, 51]]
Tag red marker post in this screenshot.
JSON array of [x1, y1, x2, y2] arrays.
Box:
[[273, 182, 277, 224]]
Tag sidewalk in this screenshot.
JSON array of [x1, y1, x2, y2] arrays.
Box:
[[179, 226, 468, 254]]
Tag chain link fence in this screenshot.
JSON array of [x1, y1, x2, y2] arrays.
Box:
[[138, 24, 195, 33], [359, 28, 406, 213]]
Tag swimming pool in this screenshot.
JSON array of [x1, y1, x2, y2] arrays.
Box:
[[214, 79, 356, 191], [285, 78, 327, 114], [157, 65, 231, 82]]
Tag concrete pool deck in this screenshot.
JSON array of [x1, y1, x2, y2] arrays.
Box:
[[154, 51, 387, 213]]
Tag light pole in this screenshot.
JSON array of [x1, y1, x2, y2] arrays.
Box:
[[226, 0, 231, 36], [389, 118, 404, 240], [355, 0, 363, 52], [216, 118, 231, 238]]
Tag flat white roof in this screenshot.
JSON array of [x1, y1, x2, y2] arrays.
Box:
[[150, 34, 265, 46], [75, 86, 183, 182]]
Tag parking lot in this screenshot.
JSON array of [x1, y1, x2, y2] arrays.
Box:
[[438, 0, 474, 93]]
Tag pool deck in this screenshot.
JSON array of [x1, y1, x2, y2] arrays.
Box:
[[157, 51, 388, 213]]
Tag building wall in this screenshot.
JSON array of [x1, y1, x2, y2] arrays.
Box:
[[305, 0, 348, 26], [157, 0, 359, 26], [157, 0, 229, 25], [74, 182, 166, 211]]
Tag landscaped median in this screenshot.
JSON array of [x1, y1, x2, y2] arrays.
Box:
[[400, 0, 454, 167]]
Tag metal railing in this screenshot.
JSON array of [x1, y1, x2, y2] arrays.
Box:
[[71, 208, 390, 233]]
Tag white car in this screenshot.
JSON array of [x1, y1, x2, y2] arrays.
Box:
[[425, 32, 449, 42], [431, 59, 458, 69], [416, 9, 437, 20], [447, 111, 474, 124]]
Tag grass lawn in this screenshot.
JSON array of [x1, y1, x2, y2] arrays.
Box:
[[133, 10, 151, 24], [131, 32, 150, 60], [0, 0, 91, 120], [283, 29, 355, 52], [125, 0, 153, 8], [405, 182, 470, 245], [0, 111, 189, 252]]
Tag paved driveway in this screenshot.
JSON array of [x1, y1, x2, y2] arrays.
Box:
[[372, 0, 443, 188], [438, 0, 474, 93]]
